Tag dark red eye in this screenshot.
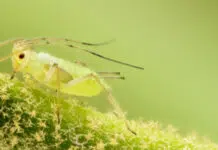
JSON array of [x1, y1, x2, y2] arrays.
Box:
[[19, 53, 25, 59]]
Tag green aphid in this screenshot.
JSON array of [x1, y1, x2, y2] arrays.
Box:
[[0, 37, 144, 134]]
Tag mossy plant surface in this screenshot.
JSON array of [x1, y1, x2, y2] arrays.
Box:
[[0, 73, 217, 150]]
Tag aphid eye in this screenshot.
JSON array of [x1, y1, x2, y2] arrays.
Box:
[[19, 53, 25, 59]]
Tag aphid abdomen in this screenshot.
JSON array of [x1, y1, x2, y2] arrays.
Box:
[[61, 78, 103, 97], [33, 52, 104, 97]]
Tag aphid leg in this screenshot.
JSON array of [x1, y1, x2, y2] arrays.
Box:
[[66, 73, 136, 135], [55, 63, 61, 124], [66, 74, 124, 116], [44, 64, 56, 82], [89, 75, 136, 135], [44, 63, 61, 124]]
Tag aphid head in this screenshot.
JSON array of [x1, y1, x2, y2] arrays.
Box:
[[11, 40, 34, 72]]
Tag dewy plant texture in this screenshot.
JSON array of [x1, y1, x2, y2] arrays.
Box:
[[0, 73, 217, 150]]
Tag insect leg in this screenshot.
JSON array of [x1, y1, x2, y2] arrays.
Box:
[[44, 64, 57, 82], [54, 63, 61, 124], [66, 73, 124, 116], [66, 73, 136, 135], [88, 74, 136, 135], [44, 63, 61, 124]]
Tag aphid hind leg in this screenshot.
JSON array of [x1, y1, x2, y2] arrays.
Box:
[[66, 73, 124, 116], [87, 75, 136, 134], [66, 73, 136, 135]]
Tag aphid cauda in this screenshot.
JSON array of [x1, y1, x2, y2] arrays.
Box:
[[0, 37, 144, 134]]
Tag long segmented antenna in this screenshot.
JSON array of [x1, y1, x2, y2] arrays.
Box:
[[0, 38, 26, 62], [28, 37, 144, 70], [0, 39, 22, 62], [67, 44, 144, 70], [0, 54, 12, 62], [0, 39, 23, 48], [0, 37, 114, 62], [0, 49, 28, 63], [0, 37, 144, 70], [30, 37, 115, 47]]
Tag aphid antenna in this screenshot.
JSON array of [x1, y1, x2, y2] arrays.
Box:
[[23, 37, 144, 70], [0, 38, 144, 70], [67, 44, 144, 70], [30, 37, 116, 47]]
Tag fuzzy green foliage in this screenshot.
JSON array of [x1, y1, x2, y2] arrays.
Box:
[[0, 73, 217, 150]]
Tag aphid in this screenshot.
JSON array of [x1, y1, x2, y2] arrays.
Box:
[[0, 37, 144, 134]]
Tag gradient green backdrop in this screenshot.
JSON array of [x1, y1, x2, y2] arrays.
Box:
[[0, 0, 218, 142]]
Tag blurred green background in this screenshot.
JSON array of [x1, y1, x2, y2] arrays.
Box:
[[0, 0, 218, 142]]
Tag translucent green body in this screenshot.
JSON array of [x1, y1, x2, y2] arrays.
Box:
[[15, 51, 106, 97]]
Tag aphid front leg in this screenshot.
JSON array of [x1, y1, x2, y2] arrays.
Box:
[[44, 63, 61, 124]]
